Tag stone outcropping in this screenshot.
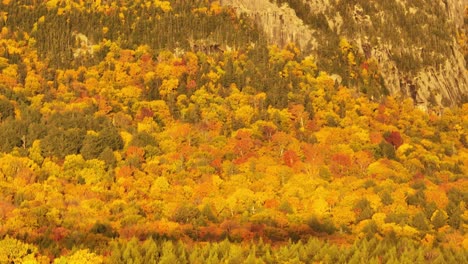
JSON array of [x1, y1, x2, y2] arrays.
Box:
[[414, 45, 468, 108], [369, 40, 468, 108], [444, 0, 466, 27], [221, 0, 468, 107], [219, 0, 317, 50]]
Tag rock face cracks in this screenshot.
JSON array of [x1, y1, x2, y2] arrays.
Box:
[[221, 0, 468, 107]]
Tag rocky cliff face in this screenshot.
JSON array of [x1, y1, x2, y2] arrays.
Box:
[[221, 0, 468, 108], [445, 0, 466, 27], [413, 43, 468, 108], [219, 0, 316, 50]]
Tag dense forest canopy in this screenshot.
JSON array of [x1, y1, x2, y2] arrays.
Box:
[[0, 0, 466, 263]]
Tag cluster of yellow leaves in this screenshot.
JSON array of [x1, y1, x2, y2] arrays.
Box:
[[153, 0, 172, 13], [54, 249, 103, 264], [0, 236, 39, 264]]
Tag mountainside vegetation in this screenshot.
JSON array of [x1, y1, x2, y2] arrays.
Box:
[[251, 0, 468, 107], [274, 0, 455, 70], [0, 0, 467, 263]]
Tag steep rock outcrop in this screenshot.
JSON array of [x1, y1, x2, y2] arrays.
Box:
[[221, 0, 468, 107], [365, 0, 468, 107], [444, 0, 466, 27], [414, 46, 468, 107], [219, 0, 316, 50]]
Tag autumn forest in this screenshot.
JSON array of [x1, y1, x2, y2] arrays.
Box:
[[0, 0, 467, 263]]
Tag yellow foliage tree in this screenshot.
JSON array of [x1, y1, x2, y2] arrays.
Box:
[[53, 249, 103, 264], [0, 236, 39, 264]]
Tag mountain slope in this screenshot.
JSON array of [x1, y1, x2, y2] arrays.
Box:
[[221, 0, 468, 108], [0, 1, 467, 262]]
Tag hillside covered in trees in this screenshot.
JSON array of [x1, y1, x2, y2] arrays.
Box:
[[0, 0, 467, 263]]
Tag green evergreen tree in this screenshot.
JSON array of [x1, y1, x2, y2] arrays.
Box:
[[142, 239, 160, 264], [122, 238, 143, 264], [159, 241, 179, 264], [431, 210, 448, 229], [411, 212, 430, 231], [0, 98, 15, 121]]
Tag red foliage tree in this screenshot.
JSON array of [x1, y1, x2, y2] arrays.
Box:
[[283, 149, 300, 167], [330, 153, 352, 177], [384, 131, 403, 149]]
